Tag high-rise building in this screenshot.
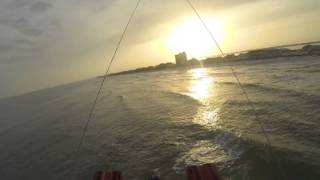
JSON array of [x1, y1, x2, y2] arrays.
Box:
[[175, 52, 187, 66]]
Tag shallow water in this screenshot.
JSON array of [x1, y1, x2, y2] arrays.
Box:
[[0, 56, 319, 180]]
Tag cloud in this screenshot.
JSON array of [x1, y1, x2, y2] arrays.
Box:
[[230, 0, 320, 29], [11, 0, 29, 8], [0, 17, 27, 28], [110, 0, 264, 46], [77, 0, 117, 13], [19, 27, 43, 36], [196, 0, 262, 10], [0, 0, 319, 98], [0, 41, 14, 53], [30, 1, 52, 13], [0, 17, 44, 38]]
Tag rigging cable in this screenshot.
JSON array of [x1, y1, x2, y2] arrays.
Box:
[[65, 0, 142, 179], [185, 0, 288, 179]]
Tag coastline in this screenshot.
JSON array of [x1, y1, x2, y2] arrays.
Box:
[[98, 44, 320, 78]]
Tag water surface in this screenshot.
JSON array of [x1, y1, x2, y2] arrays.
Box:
[[0, 56, 319, 180]]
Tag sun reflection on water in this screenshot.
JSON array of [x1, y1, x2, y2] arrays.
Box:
[[188, 68, 214, 101], [188, 68, 220, 128]]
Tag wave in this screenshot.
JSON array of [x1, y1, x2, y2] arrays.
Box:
[[216, 81, 319, 101], [171, 120, 320, 180], [161, 91, 201, 103], [235, 137, 320, 180]]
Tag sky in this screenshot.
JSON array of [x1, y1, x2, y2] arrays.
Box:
[[0, 0, 319, 98]]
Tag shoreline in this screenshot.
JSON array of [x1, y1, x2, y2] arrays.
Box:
[[99, 53, 319, 78]]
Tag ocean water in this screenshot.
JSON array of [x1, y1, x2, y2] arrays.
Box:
[[0, 56, 319, 180]]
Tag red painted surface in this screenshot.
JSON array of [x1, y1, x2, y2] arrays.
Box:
[[186, 164, 221, 180], [92, 171, 123, 180], [92, 163, 221, 180]]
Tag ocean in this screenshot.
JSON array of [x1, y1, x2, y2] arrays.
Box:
[[0, 56, 319, 180]]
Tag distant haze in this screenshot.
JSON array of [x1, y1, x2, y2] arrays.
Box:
[[0, 0, 320, 98]]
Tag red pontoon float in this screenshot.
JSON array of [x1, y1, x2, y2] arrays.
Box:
[[92, 163, 221, 180]]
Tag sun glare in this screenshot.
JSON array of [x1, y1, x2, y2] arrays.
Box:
[[168, 17, 224, 58], [188, 68, 214, 101]]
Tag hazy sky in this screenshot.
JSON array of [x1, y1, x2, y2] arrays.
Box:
[[0, 0, 319, 98]]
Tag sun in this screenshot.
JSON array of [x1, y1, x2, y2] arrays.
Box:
[[167, 17, 224, 59]]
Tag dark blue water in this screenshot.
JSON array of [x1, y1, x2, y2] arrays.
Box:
[[0, 56, 319, 180]]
